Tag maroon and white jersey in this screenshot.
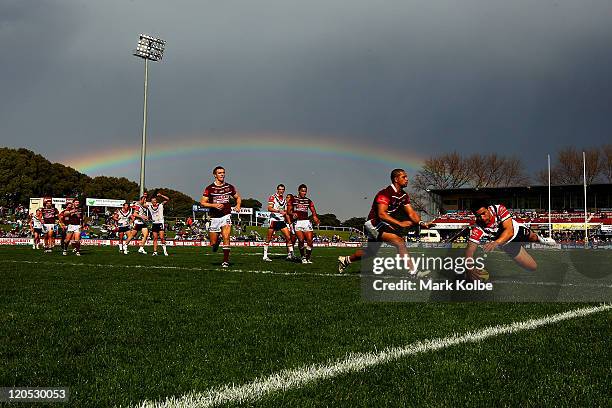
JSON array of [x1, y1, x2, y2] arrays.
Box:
[[268, 193, 286, 221], [69, 206, 83, 226], [202, 183, 236, 218], [59, 209, 72, 226], [42, 207, 59, 224], [469, 204, 520, 244], [367, 185, 410, 225], [290, 196, 313, 221]]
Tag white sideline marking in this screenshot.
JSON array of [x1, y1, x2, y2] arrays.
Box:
[[133, 304, 611, 408], [3, 260, 612, 289], [0, 260, 348, 278]]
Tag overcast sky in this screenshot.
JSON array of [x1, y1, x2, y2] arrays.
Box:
[[1, 0, 611, 218]]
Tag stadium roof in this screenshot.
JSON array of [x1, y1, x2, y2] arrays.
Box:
[[427, 183, 612, 195]]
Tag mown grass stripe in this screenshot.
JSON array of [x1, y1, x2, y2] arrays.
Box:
[[133, 304, 611, 408]]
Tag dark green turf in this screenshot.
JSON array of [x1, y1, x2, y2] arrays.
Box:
[[0, 246, 609, 407]]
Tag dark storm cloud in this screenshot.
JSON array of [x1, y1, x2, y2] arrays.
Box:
[[2, 1, 612, 216]]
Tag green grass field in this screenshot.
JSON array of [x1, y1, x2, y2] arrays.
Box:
[[0, 245, 610, 407]]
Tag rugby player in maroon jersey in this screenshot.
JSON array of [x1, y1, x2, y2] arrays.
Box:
[[41, 199, 59, 252], [287, 184, 320, 264], [58, 202, 73, 254], [200, 166, 242, 268], [64, 199, 84, 256], [262, 184, 295, 261], [463, 199, 554, 279], [338, 169, 434, 276], [285, 193, 298, 249]]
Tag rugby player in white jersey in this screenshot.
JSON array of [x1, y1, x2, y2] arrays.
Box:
[[116, 202, 133, 253], [124, 196, 150, 254], [29, 208, 45, 249], [464, 199, 555, 279], [147, 192, 170, 256], [200, 166, 241, 268], [287, 184, 320, 264], [263, 184, 294, 261], [41, 199, 59, 253]]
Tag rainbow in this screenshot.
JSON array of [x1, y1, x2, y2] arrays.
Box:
[[63, 133, 425, 175]]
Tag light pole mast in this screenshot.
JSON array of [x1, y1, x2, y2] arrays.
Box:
[[133, 34, 166, 197]]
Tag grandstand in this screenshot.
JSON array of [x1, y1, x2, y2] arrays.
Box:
[[428, 184, 612, 242]]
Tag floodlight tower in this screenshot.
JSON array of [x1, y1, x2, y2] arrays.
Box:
[[133, 34, 166, 197]]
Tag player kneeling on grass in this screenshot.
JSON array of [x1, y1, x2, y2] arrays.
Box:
[[148, 193, 169, 256], [338, 169, 434, 277], [263, 184, 295, 261], [287, 184, 320, 264], [63, 200, 84, 256], [200, 166, 241, 268], [463, 199, 555, 281]]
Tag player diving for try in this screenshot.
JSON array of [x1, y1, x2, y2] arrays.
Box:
[[463, 199, 555, 280], [338, 169, 434, 277], [200, 166, 241, 268], [263, 184, 295, 261]]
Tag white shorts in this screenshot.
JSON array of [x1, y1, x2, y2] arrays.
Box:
[[208, 214, 232, 233], [44, 224, 55, 233], [67, 225, 81, 234], [294, 220, 313, 232]]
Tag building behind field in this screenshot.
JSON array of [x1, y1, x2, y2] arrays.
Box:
[[426, 184, 612, 242]]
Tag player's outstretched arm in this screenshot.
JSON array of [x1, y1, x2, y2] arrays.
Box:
[[157, 192, 170, 204], [483, 218, 514, 252]]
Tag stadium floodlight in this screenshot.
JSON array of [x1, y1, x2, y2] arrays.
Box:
[[133, 34, 166, 197]]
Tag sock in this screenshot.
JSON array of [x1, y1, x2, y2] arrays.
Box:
[[223, 247, 230, 263], [305, 246, 312, 260], [75, 241, 81, 252], [212, 241, 220, 252], [298, 244, 305, 257], [263, 245, 269, 257]]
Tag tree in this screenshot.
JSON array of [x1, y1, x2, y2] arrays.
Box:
[[602, 145, 612, 183], [342, 217, 366, 230], [317, 213, 341, 227], [241, 198, 262, 212], [149, 188, 196, 218], [543, 147, 602, 185], [469, 154, 529, 188], [412, 152, 472, 191], [82, 176, 139, 201]]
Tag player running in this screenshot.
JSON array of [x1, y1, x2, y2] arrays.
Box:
[[464, 199, 556, 279], [263, 184, 295, 261], [63, 199, 84, 256], [147, 192, 170, 256], [200, 166, 241, 268], [29, 208, 45, 249], [287, 184, 320, 264], [338, 169, 434, 276], [41, 199, 59, 253], [116, 202, 133, 253]]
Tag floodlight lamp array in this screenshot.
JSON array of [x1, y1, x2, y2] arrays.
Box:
[[133, 34, 166, 61]]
